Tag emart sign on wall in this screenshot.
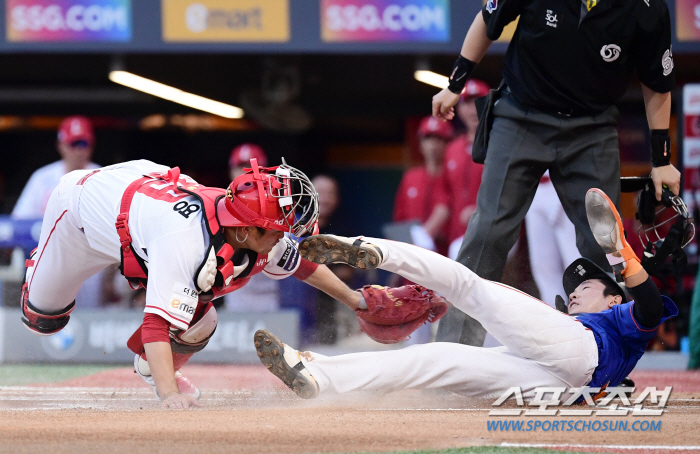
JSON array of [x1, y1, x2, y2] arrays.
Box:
[[162, 0, 290, 42]]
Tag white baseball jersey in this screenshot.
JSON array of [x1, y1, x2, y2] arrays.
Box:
[[26, 160, 301, 331], [12, 160, 99, 220]]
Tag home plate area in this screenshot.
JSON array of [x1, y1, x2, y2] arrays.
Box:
[[0, 366, 698, 454]]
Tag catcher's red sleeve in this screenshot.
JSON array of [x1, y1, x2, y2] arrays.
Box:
[[127, 313, 171, 354], [141, 313, 171, 344], [293, 257, 319, 280]]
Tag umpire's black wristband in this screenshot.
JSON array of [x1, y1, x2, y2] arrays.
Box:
[[650, 129, 671, 167], [447, 55, 477, 94]]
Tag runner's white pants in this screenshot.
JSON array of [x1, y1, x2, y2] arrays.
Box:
[[301, 238, 599, 398], [24, 171, 117, 312]]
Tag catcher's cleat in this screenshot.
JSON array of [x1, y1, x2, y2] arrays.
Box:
[[298, 234, 384, 270], [254, 329, 319, 399], [133, 354, 201, 400], [586, 189, 641, 279]]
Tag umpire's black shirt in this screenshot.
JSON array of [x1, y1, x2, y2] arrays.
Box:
[[482, 0, 675, 115]]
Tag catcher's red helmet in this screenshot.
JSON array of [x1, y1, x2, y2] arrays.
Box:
[[217, 158, 319, 237]]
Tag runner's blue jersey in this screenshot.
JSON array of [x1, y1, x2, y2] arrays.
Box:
[[574, 296, 677, 388]]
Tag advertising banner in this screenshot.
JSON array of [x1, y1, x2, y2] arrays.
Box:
[[676, 0, 700, 41], [0, 308, 299, 364], [162, 0, 290, 42], [6, 0, 132, 42], [683, 84, 700, 260], [0, 216, 42, 250], [321, 0, 450, 42]]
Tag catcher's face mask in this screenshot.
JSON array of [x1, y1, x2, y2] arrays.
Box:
[[221, 158, 319, 237]]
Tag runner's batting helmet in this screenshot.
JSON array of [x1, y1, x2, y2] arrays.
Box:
[[217, 158, 319, 237]]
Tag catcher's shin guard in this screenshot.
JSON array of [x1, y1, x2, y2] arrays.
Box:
[[586, 189, 643, 280], [299, 235, 384, 270], [20, 284, 75, 336], [254, 329, 319, 399]]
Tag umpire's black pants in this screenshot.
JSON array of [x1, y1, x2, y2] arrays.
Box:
[[436, 90, 621, 346]]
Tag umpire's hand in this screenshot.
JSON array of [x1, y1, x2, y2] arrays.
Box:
[[432, 88, 460, 121], [650, 164, 681, 201]]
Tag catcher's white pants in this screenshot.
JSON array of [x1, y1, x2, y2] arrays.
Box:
[[301, 238, 599, 398], [24, 171, 117, 312]]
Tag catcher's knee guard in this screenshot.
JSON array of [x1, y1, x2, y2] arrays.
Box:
[[170, 305, 218, 354], [20, 284, 75, 336]]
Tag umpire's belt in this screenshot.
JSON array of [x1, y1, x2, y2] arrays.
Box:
[[505, 89, 603, 118]]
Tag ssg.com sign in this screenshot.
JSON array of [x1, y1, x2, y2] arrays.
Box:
[[321, 0, 450, 42], [6, 0, 131, 42], [0, 309, 299, 364]]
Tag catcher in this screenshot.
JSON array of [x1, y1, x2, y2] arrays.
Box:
[[255, 188, 680, 399], [22, 158, 427, 409]]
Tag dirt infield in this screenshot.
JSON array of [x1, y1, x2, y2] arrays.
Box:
[[0, 366, 699, 454]]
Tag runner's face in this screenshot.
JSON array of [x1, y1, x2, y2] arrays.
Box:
[[567, 279, 618, 314]]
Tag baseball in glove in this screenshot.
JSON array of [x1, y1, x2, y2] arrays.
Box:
[[355, 284, 451, 344]]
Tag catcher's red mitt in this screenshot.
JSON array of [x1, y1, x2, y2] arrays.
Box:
[[355, 284, 451, 344]]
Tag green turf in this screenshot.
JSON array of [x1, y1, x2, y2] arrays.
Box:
[[328, 448, 602, 454], [0, 364, 119, 386]]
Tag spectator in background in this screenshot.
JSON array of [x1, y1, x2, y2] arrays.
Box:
[[524, 171, 580, 307], [229, 143, 268, 180], [224, 144, 279, 313], [306, 174, 363, 343], [430, 80, 490, 260], [13, 116, 99, 219], [12, 116, 102, 308], [313, 175, 340, 231], [393, 116, 453, 254]]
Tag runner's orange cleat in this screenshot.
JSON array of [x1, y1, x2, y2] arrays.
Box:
[[585, 188, 643, 279]]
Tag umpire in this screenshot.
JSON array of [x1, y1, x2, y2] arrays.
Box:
[[432, 0, 681, 346]]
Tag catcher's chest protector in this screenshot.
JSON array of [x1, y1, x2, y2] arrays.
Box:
[[115, 167, 241, 297]]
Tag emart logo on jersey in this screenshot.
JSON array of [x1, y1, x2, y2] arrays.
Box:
[[171, 298, 195, 315], [489, 386, 671, 417], [166, 283, 199, 325]]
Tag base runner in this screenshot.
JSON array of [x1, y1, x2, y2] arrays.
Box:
[[255, 189, 677, 398]]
